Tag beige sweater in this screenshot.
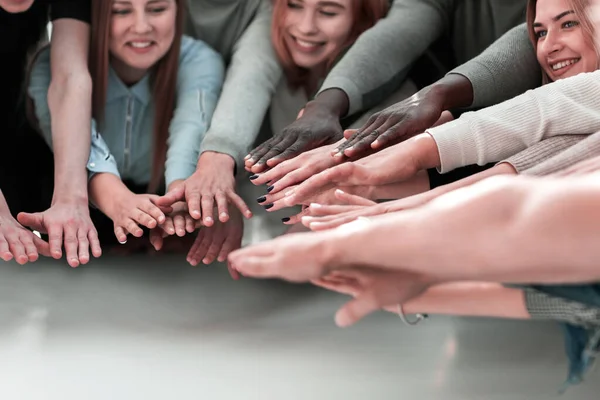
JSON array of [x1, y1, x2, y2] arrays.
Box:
[[426, 70, 600, 173]]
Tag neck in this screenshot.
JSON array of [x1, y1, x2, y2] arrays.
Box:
[[110, 56, 148, 86]]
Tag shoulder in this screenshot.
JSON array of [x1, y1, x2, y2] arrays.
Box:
[[179, 35, 224, 66], [48, 0, 91, 23]]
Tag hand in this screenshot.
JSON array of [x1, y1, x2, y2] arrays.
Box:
[[149, 201, 199, 251], [17, 200, 101, 267], [284, 134, 439, 208], [335, 87, 445, 159], [187, 208, 243, 279], [245, 103, 344, 173], [311, 268, 432, 327], [554, 155, 600, 176], [106, 192, 168, 244], [0, 213, 51, 264], [249, 141, 345, 194], [156, 152, 252, 227]]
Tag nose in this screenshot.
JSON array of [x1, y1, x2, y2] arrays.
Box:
[[297, 10, 318, 35], [541, 29, 563, 57], [132, 11, 152, 34]]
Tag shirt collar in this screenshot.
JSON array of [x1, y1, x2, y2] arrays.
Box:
[[106, 67, 152, 105]]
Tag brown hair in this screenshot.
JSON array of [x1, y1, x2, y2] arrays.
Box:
[[90, 0, 185, 193], [271, 0, 389, 92], [526, 0, 599, 84]]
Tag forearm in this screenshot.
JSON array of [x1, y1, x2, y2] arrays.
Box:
[[332, 175, 600, 284], [0, 191, 11, 215], [88, 173, 130, 216]]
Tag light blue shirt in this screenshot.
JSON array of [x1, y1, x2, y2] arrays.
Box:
[[28, 35, 225, 188]]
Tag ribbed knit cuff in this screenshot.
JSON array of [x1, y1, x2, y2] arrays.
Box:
[[523, 288, 600, 328], [426, 116, 478, 173], [501, 135, 585, 174]]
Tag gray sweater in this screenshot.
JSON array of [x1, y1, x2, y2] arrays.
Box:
[[185, 0, 282, 165], [318, 0, 526, 116]]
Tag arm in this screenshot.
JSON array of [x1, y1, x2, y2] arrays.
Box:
[[317, 0, 453, 117], [427, 69, 600, 173], [197, 0, 282, 167], [164, 37, 225, 188], [449, 23, 541, 110], [333, 174, 600, 285]]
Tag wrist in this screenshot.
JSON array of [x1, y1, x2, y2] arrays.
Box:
[[412, 133, 441, 171], [305, 88, 349, 118], [429, 74, 474, 111], [197, 151, 235, 174]]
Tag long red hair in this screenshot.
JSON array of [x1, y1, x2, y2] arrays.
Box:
[[89, 0, 185, 193], [271, 0, 389, 91]]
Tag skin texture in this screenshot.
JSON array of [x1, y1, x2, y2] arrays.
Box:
[[0, 0, 35, 13]]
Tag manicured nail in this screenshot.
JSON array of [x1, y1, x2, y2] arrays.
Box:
[[267, 185, 274, 193], [256, 196, 266, 203], [220, 212, 228, 219], [244, 155, 251, 160], [264, 204, 274, 210], [281, 217, 290, 223], [249, 174, 259, 180], [335, 189, 345, 195]]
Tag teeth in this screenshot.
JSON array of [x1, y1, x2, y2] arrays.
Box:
[[295, 38, 321, 48], [552, 58, 579, 71], [130, 42, 151, 48]]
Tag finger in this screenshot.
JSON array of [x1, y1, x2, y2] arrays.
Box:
[[156, 185, 185, 208], [285, 169, 343, 206], [227, 244, 273, 266], [173, 214, 186, 237], [187, 229, 212, 266], [215, 192, 229, 223], [217, 231, 241, 263], [185, 215, 196, 233], [228, 191, 253, 219], [200, 195, 215, 227], [21, 234, 40, 263], [343, 129, 358, 140], [7, 236, 28, 265], [87, 228, 102, 258], [335, 292, 380, 328], [203, 229, 225, 265], [246, 138, 279, 168], [185, 189, 202, 221], [305, 214, 361, 232], [46, 225, 63, 259], [161, 217, 175, 236], [343, 120, 395, 158], [134, 206, 159, 230], [249, 157, 298, 186], [114, 226, 128, 244], [141, 200, 166, 226], [254, 136, 295, 171], [149, 229, 164, 251], [32, 234, 51, 258], [335, 116, 381, 154], [265, 140, 306, 168], [63, 224, 80, 268], [334, 190, 376, 206], [227, 262, 241, 280], [311, 278, 359, 296], [338, 119, 386, 156], [263, 189, 294, 212], [76, 229, 90, 265], [372, 122, 406, 149], [125, 219, 144, 238], [0, 235, 13, 261]]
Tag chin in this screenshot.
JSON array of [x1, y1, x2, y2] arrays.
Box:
[[290, 56, 322, 71]]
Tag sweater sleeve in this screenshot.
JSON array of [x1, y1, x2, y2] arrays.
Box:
[[501, 135, 586, 173], [449, 23, 541, 109], [427, 69, 600, 173], [521, 131, 600, 176], [198, 0, 282, 166], [317, 0, 453, 116]]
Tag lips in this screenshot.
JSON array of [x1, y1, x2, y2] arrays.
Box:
[[290, 35, 325, 52], [550, 58, 580, 71]]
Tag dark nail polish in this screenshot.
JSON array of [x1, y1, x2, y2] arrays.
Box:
[[264, 204, 274, 210], [267, 185, 274, 193], [256, 196, 266, 203], [281, 217, 290, 223], [249, 174, 259, 180]]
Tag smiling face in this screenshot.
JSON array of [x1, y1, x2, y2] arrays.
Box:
[[0, 0, 34, 13], [282, 0, 354, 70], [109, 0, 177, 84], [533, 0, 598, 81]]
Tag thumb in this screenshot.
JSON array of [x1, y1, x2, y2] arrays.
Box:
[[157, 185, 185, 207], [32, 235, 51, 257], [335, 292, 378, 328], [17, 212, 47, 233]]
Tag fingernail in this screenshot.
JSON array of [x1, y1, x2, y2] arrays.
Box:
[[244, 155, 251, 160], [335, 189, 345, 195], [264, 204, 274, 210], [220, 212, 228, 219], [249, 174, 259, 180], [119, 240, 127, 244], [256, 196, 266, 203], [205, 217, 213, 224], [267, 186, 274, 193], [281, 217, 290, 223]]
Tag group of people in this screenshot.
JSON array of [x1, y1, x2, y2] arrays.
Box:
[[2, 0, 600, 391]]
